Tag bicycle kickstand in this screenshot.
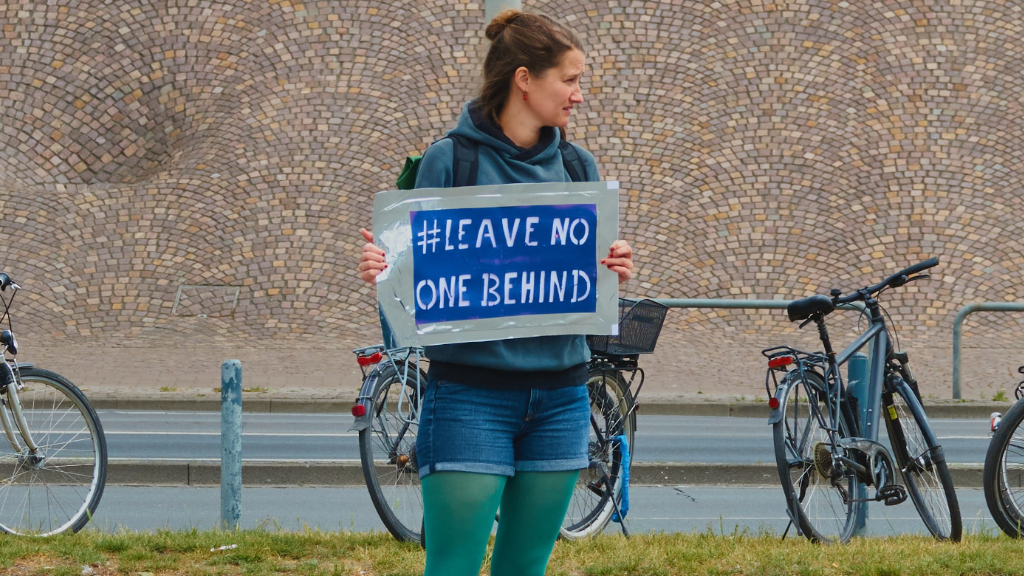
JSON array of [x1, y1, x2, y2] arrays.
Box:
[[605, 478, 630, 537]]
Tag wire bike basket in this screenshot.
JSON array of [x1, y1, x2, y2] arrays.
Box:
[[587, 298, 669, 356]]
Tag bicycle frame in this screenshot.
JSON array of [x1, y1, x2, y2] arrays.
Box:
[[769, 318, 887, 442], [0, 360, 39, 455], [350, 346, 425, 434]]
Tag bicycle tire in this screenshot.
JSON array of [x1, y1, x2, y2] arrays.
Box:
[[358, 360, 426, 543], [984, 396, 1024, 537], [883, 378, 962, 541], [560, 367, 634, 539], [0, 367, 107, 536], [772, 369, 861, 543]]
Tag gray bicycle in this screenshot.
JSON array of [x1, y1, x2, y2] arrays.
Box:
[[351, 345, 427, 543], [0, 273, 107, 536], [764, 258, 961, 543]]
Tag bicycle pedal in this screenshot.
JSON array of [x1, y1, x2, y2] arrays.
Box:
[[875, 484, 907, 506]]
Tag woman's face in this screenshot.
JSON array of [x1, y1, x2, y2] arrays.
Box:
[[525, 49, 585, 129]]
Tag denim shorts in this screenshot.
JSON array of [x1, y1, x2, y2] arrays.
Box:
[[416, 378, 591, 478]]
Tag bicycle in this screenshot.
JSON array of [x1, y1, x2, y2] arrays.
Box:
[[351, 298, 667, 543], [763, 257, 961, 543], [983, 366, 1024, 538], [562, 297, 668, 539], [0, 272, 108, 535], [350, 344, 427, 543]]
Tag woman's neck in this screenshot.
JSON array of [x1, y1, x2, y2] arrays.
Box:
[[497, 99, 543, 149]]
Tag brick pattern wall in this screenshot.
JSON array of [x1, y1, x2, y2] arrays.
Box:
[[1, 0, 1022, 349]]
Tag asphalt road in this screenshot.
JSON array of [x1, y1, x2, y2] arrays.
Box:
[[69, 411, 1002, 535], [86, 484, 998, 536], [98, 410, 995, 465]]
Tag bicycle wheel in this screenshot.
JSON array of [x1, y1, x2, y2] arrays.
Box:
[[358, 360, 426, 542], [984, 396, 1024, 537], [0, 367, 107, 535], [880, 377, 958, 537], [883, 379, 962, 541], [560, 367, 634, 539], [772, 369, 861, 543]]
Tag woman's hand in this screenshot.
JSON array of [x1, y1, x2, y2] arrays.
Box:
[[357, 228, 387, 284], [602, 240, 633, 284]]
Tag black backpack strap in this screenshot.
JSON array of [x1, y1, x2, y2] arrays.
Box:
[[558, 140, 587, 182], [447, 134, 479, 187]]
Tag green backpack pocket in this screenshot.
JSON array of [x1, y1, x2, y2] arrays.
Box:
[[396, 154, 422, 190]]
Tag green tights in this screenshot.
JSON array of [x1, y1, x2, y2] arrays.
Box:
[[421, 470, 579, 576]]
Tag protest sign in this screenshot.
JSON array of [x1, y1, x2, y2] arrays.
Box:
[[373, 181, 619, 346]]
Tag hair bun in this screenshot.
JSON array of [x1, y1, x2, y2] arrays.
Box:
[[485, 9, 520, 41]]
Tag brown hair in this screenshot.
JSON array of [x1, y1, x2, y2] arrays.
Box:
[[480, 10, 584, 134]]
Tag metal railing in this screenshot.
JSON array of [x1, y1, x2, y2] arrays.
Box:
[[646, 298, 1024, 400], [952, 302, 1024, 399]]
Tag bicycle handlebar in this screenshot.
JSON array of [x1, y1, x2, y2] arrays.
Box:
[[834, 257, 939, 304]]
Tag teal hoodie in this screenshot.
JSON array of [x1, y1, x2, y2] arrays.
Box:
[[414, 100, 601, 374]]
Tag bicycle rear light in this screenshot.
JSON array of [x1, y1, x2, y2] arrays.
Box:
[[768, 397, 780, 410], [357, 352, 382, 367], [351, 404, 367, 417], [768, 355, 794, 369]]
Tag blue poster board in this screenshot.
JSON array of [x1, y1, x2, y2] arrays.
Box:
[[373, 181, 619, 346], [410, 204, 599, 325]]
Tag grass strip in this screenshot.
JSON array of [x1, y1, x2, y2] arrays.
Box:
[[0, 529, 1022, 575]]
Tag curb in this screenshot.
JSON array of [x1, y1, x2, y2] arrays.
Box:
[[106, 460, 988, 488], [92, 397, 1010, 419], [93, 398, 351, 413], [638, 401, 1007, 420]]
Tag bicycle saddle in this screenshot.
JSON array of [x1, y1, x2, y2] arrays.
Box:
[[787, 294, 835, 322]]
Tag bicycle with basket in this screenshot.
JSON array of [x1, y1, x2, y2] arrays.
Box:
[[351, 297, 668, 542]]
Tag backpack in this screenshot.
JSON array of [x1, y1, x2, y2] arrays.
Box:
[[396, 134, 587, 189]]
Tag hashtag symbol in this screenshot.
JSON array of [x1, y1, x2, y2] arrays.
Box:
[[416, 219, 441, 254]]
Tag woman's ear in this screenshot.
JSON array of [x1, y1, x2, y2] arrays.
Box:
[[513, 66, 531, 94]]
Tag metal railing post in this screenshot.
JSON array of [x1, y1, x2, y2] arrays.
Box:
[[485, 0, 520, 22], [221, 360, 242, 530], [952, 302, 1024, 399]]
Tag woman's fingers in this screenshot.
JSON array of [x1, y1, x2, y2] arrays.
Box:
[[602, 240, 633, 284], [358, 229, 386, 284], [358, 259, 387, 283], [361, 244, 385, 262], [359, 270, 381, 283], [607, 239, 632, 259], [358, 258, 387, 272], [603, 259, 632, 283]]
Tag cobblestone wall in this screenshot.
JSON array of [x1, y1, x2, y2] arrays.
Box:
[[1, 0, 1022, 348]]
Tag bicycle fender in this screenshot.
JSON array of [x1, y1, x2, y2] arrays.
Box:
[[768, 376, 795, 425], [348, 369, 381, 432]]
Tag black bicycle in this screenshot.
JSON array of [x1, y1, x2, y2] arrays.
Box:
[[764, 258, 961, 543], [562, 298, 668, 539], [984, 366, 1024, 537]]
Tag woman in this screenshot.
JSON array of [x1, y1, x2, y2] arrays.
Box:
[[358, 10, 633, 576]]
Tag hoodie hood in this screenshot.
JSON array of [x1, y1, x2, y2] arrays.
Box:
[[447, 100, 560, 165]]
